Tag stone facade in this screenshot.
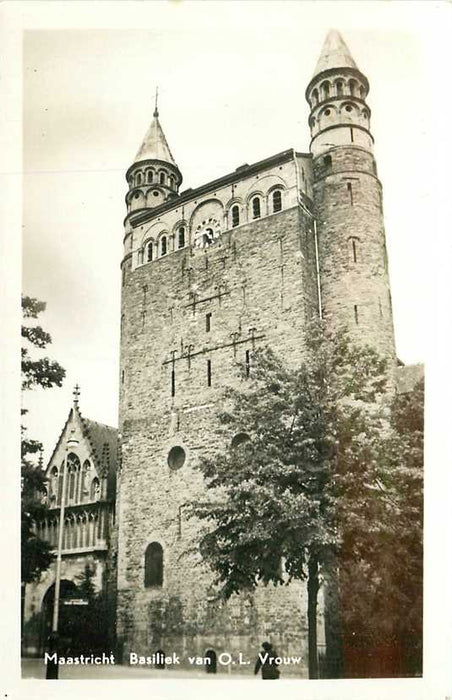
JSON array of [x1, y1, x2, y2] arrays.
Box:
[[115, 30, 401, 676], [22, 403, 117, 657]]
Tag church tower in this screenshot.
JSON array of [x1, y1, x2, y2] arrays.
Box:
[[115, 31, 399, 677], [306, 31, 396, 362]]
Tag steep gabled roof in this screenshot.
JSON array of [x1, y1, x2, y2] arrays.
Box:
[[45, 403, 118, 500]]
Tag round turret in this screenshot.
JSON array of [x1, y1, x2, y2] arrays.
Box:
[[125, 102, 182, 218], [307, 31, 396, 364], [306, 31, 373, 157]]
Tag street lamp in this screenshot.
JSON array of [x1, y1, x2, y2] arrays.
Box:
[[46, 430, 79, 680]]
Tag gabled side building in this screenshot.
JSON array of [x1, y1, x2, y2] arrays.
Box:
[[22, 392, 117, 657]]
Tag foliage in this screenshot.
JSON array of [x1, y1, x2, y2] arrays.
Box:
[[21, 295, 66, 585], [70, 565, 109, 655], [189, 321, 423, 676]]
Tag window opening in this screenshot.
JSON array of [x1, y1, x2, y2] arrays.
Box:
[[354, 305, 359, 324], [352, 239, 357, 263], [207, 359, 212, 387], [147, 242, 153, 262], [252, 197, 261, 219], [171, 368, 175, 397], [231, 205, 240, 228], [206, 312, 212, 332], [178, 227, 185, 248], [144, 542, 163, 587], [324, 154, 332, 167], [161, 236, 167, 256], [272, 190, 282, 213], [245, 350, 250, 378], [347, 182, 354, 205], [350, 127, 354, 142], [160, 172, 165, 185], [147, 171, 153, 183]]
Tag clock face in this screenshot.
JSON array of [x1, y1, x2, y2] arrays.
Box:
[[193, 217, 221, 249]]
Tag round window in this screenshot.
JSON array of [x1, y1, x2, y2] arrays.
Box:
[[134, 192, 140, 199], [153, 191, 160, 197], [345, 105, 352, 112], [231, 433, 251, 449], [167, 446, 186, 470], [324, 109, 331, 116]]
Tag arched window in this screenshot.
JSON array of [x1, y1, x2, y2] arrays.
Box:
[[160, 236, 167, 256], [360, 86, 366, 99], [81, 461, 91, 502], [349, 79, 358, 97], [147, 170, 153, 183], [252, 197, 261, 219], [312, 88, 319, 106], [160, 172, 165, 185], [50, 467, 58, 501], [231, 205, 240, 228], [90, 477, 100, 501], [144, 542, 163, 587], [169, 176, 174, 189], [66, 453, 80, 503], [321, 81, 330, 100], [146, 241, 153, 262], [336, 80, 344, 96], [178, 227, 185, 249], [272, 190, 282, 213], [136, 173, 142, 185]]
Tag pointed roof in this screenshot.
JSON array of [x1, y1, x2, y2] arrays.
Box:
[[313, 30, 358, 77], [133, 108, 178, 168]]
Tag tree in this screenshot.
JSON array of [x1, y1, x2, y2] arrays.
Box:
[[21, 295, 65, 626], [189, 322, 422, 677], [70, 565, 109, 655]]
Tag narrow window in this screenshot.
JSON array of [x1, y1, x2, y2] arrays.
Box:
[[347, 182, 354, 206], [336, 80, 343, 96], [171, 368, 175, 397], [90, 477, 100, 501], [272, 190, 282, 213], [206, 312, 212, 332], [169, 176, 174, 189], [350, 127, 354, 142], [252, 197, 261, 219], [352, 239, 357, 263], [147, 242, 153, 262], [122, 268, 125, 287], [178, 227, 185, 248], [354, 305, 359, 324], [161, 236, 167, 256], [144, 542, 163, 587], [207, 359, 212, 387], [121, 370, 125, 384], [137, 173, 142, 185], [231, 205, 240, 228], [245, 350, 250, 378], [160, 172, 165, 185], [323, 154, 332, 167], [379, 299, 383, 317], [147, 170, 153, 183]]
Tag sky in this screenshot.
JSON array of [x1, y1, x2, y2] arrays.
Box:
[[19, 1, 445, 461]]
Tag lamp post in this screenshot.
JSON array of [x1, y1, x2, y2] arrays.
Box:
[[46, 430, 79, 680]]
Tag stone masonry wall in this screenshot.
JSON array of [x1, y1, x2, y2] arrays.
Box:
[[313, 145, 396, 364], [116, 205, 320, 675]]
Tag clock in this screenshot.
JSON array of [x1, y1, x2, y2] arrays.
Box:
[[193, 217, 221, 249]]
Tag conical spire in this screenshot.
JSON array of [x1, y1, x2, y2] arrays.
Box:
[[134, 99, 178, 167], [313, 30, 358, 77]]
